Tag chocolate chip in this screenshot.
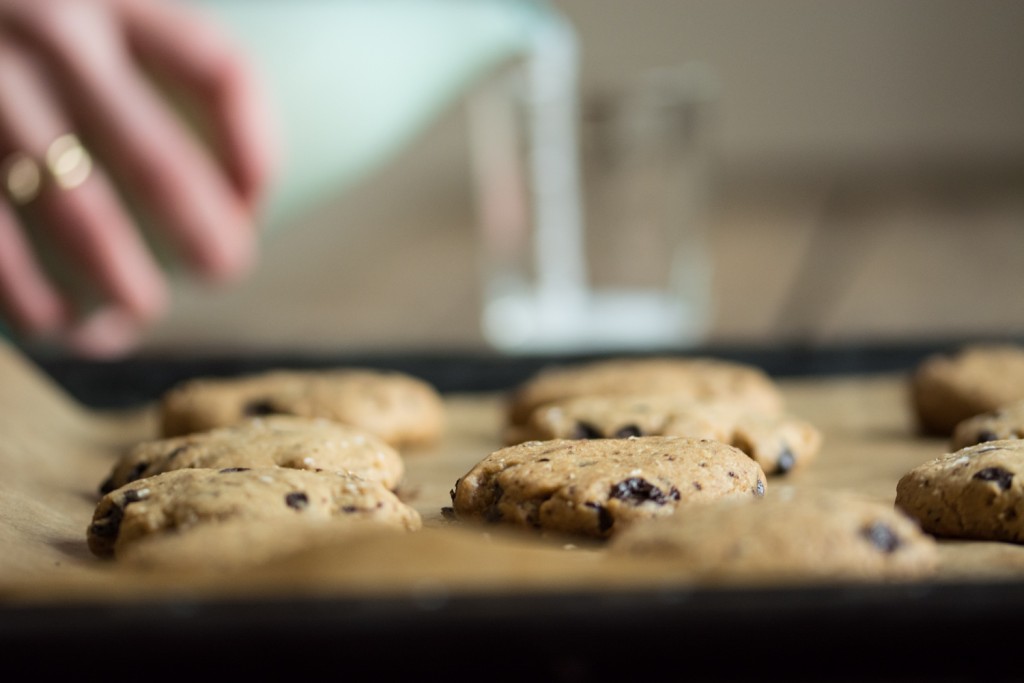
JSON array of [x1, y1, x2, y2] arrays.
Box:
[[862, 522, 901, 553], [571, 421, 603, 439], [122, 488, 149, 504], [974, 466, 1014, 491], [342, 505, 358, 513], [977, 430, 1000, 443], [285, 492, 309, 510], [98, 476, 116, 495], [755, 479, 765, 497], [125, 461, 149, 484], [586, 502, 614, 533], [243, 399, 278, 416], [441, 506, 456, 521], [537, 458, 551, 463], [485, 483, 504, 522], [614, 424, 643, 438], [165, 445, 189, 461], [609, 477, 676, 506], [88, 505, 124, 540], [776, 446, 796, 474], [218, 467, 251, 473]]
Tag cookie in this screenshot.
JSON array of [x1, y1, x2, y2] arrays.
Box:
[[506, 394, 821, 475], [159, 369, 445, 447], [100, 416, 405, 494], [610, 492, 937, 581], [895, 440, 1024, 543], [911, 344, 1024, 435], [951, 400, 1024, 450], [117, 517, 399, 571], [450, 436, 766, 538], [87, 467, 422, 558], [506, 357, 784, 426]]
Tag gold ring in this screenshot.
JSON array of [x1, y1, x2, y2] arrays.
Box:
[[45, 133, 92, 190], [0, 151, 42, 205]]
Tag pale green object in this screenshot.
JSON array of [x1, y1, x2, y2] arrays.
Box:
[[195, 0, 562, 227], [1, 0, 570, 344]]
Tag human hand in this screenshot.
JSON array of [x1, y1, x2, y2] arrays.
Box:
[[0, 0, 278, 357]]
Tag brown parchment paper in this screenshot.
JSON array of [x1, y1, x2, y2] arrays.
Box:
[[3, 339, 1024, 605]]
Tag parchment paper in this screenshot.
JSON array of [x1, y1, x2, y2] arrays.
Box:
[[3, 339, 1024, 605]]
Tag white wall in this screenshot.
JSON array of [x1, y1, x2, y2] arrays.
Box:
[[558, 0, 1024, 169]]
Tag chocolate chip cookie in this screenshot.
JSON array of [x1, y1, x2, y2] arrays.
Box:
[[88, 467, 422, 558], [895, 440, 1024, 542], [450, 436, 766, 539], [159, 369, 445, 447], [610, 492, 937, 581], [506, 394, 821, 475], [100, 416, 405, 494], [951, 400, 1024, 450], [506, 357, 784, 426], [911, 344, 1024, 435], [117, 517, 399, 571]]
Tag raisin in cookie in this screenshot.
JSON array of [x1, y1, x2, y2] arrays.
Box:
[[87, 467, 421, 558], [895, 440, 1024, 542], [100, 416, 405, 494], [610, 492, 937, 581], [160, 369, 444, 447], [450, 436, 766, 539], [506, 357, 783, 427], [911, 344, 1024, 435], [951, 400, 1024, 450], [507, 394, 821, 475]]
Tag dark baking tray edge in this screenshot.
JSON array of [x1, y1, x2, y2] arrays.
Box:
[[28, 337, 1019, 409], [1, 579, 1017, 680]]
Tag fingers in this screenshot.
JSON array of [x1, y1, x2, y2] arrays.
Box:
[[0, 37, 167, 335], [117, 0, 280, 210], [8, 0, 258, 282], [0, 201, 67, 336], [64, 305, 145, 359]]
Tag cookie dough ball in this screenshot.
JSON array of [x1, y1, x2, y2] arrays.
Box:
[[118, 517, 400, 571], [101, 416, 405, 494], [508, 394, 821, 476], [88, 467, 421, 558], [896, 440, 1024, 543], [611, 492, 937, 581], [911, 344, 1024, 435], [951, 400, 1024, 451], [450, 436, 766, 539], [506, 357, 784, 426], [160, 369, 445, 447]]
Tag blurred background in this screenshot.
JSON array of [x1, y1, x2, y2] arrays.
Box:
[[142, 0, 1024, 355]]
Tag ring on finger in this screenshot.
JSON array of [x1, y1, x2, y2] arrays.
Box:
[[45, 133, 93, 190], [0, 151, 42, 206], [0, 133, 94, 207]]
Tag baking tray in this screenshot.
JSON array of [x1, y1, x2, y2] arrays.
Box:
[[5, 339, 1024, 680]]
